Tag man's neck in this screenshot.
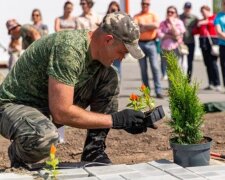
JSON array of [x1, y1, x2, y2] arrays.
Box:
[[184, 12, 190, 17]]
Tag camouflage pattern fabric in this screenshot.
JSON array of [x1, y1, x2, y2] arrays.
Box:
[[101, 12, 144, 59], [0, 29, 119, 164], [0, 64, 119, 164], [0, 103, 59, 164], [0, 30, 101, 108], [73, 65, 119, 162]]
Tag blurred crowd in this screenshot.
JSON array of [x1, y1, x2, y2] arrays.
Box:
[[2, 0, 225, 94]]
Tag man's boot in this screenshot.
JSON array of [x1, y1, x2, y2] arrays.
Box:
[[8, 144, 29, 169], [81, 128, 112, 164]]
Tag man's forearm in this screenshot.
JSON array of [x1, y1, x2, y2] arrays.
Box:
[[52, 105, 113, 129]]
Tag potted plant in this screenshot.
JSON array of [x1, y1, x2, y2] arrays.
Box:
[[127, 84, 165, 128], [164, 52, 212, 167]]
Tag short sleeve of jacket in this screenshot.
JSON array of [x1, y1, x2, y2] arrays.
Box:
[[47, 44, 81, 86]]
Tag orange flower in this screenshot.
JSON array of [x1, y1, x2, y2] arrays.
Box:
[[50, 144, 57, 155], [141, 84, 146, 91], [130, 93, 138, 101]]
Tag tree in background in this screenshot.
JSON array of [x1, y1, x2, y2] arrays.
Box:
[[213, 0, 221, 14]]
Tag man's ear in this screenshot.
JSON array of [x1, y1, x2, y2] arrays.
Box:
[[104, 34, 114, 45]]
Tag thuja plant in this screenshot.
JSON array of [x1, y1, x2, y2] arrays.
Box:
[[45, 144, 60, 179], [127, 84, 155, 111], [164, 52, 205, 144]]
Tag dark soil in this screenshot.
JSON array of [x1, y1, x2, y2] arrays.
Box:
[[0, 112, 225, 170]]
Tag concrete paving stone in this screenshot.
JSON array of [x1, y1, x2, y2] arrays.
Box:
[[96, 174, 125, 180], [119, 172, 147, 179], [0, 173, 33, 180], [56, 168, 89, 179], [148, 159, 183, 170], [166, 168, 195, 174], [120, 171, 178, 180], [186, 165, 225, 173], [126, 174, 179, 180], [197, 172, 221, 177], [75, 177, 99, 180], [174, 173, 204, 179], [85, 164, 137, 176], [165, 168, 205, 179], [128, 163, 162, 173], [207, 176, 225, 180], [39, 168, 89, 179]]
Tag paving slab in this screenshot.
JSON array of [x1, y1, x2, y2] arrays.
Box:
[[75, 177, 99, 180], [39, 168, 89, 179], [166, 167, 203, 179], [85, 164, 137, 176], [148, 159, 183, 170], [128, 163, 162, 172], [96, 174, 125, 180], [120, 171, 179, 180], [186, 165, 225, 179], [0, 173, 33, 180], [123, 174, 179, 180]]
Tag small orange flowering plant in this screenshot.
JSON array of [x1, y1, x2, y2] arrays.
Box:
[[127, 84, 155, 111], [45, 144, 60, 179], [127, 84, 165, 128]]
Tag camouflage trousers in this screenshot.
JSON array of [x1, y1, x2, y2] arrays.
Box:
[[0, 65, 119, 164]]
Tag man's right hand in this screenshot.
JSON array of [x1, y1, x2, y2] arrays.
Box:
[[111, 109, 146, 133]]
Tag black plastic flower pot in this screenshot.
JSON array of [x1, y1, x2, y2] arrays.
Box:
[[144, 105, 165, 127], [170, 137, 212, 167]]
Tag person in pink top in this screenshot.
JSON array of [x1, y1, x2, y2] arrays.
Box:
[[158, 6, 185, 80]]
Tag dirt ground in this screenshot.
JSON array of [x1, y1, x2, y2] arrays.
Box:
[[0, 112, 225, 170]]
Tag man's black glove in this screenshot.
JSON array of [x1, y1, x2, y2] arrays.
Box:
[[111, 109, 146, 134], [124, 126, 147, 134]]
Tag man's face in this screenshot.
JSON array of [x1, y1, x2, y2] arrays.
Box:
[[9, 26, 20, 39], [80, 0, 90, 12], [141, 0, 150, 13], [99, 38, 128, 67], [184, 7, 191, 15], [64, 3, 73, 14]]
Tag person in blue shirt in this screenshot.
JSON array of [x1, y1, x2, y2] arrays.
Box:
[[214, 0, 225, 90]]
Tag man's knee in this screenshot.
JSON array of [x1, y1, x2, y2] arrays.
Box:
[[12, 125, 59, 163]]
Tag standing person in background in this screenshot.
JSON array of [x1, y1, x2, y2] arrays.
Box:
[[6, 19, 41, 50], [8, 37, 22, 70], [31, 9, 48, 36], [76, 0, 102, 31], [214, 0, 225, 91], [179, 2, 198, 82], [54, 1, 76, 32], [158, 6, 185, 81], [106, 1, 122, 78], [133, 0, 163, 99], [193, 5, 221, 91]]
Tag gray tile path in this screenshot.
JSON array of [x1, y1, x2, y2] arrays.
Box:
[[1, 160, 225, 179]]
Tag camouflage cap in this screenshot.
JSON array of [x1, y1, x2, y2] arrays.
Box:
[[101, 12, 144, 59]]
